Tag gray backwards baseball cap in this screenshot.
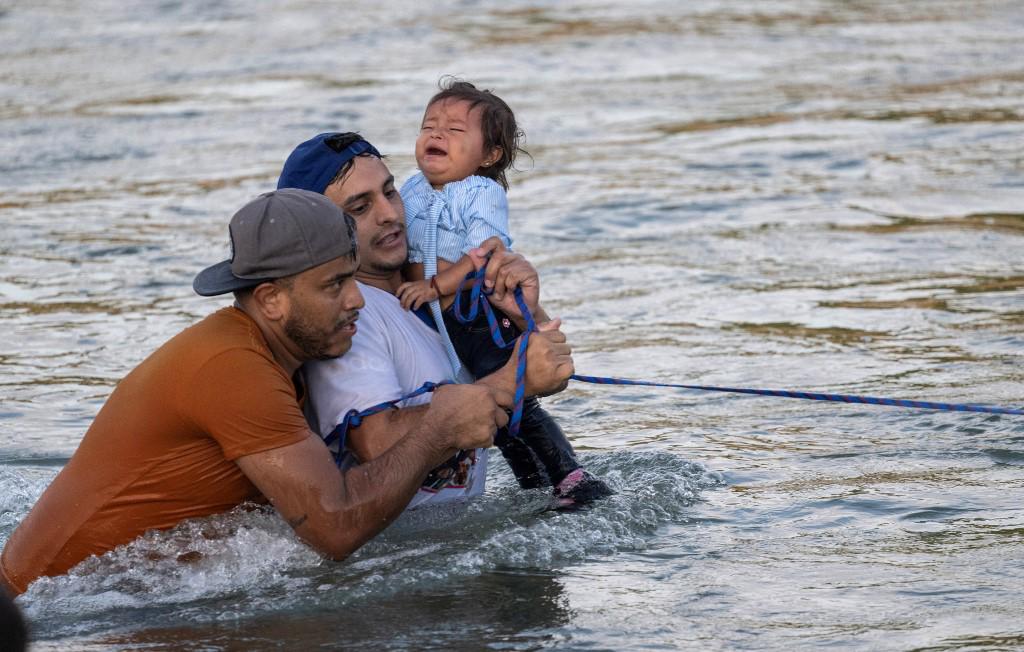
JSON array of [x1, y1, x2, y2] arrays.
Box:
[[193, 188, 355, 296]]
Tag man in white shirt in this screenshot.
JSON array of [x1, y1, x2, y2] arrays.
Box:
[[279, 133, 583, 508], [307, 279, 489, 508]]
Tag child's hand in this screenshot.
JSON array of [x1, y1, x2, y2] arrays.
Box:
[[396, 279, 438, 311], [467, 236, 507, 271]]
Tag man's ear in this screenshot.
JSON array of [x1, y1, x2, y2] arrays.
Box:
[[481, 146, 503, 169], [251, 282, 289, 322]]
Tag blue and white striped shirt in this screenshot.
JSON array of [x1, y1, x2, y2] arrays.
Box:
[[401, 172, 513, 264]]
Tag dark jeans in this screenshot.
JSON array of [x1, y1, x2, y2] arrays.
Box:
[[442, 295, 580, 488]]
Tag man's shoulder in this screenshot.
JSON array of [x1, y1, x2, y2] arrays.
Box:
[[184, 306, 254, 335], [356, 282, 426, 333], [148, 307, 280, 386], [356, 281, 399, 314], [174, 307, 265, 353], [348, 282, 447, 368]]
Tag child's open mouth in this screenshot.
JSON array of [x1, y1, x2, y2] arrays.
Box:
[[425, 146, 447, 156]]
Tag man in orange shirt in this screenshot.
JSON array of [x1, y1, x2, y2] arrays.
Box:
[[0, 188, 574, 596]]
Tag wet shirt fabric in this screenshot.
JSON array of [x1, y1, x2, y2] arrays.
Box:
[[400, 172, 512, 265], [305, 282, 488, 509], [0, 307, 310, 594]]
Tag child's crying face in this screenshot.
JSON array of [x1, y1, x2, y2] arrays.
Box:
[[416, 98, 501, 189]]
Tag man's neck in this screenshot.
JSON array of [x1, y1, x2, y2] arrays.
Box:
[[234, 302, 304, 376], [356, 268, 405, 295]]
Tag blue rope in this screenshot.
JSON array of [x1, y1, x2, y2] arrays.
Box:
[[569, 374, 1024, 416], [452, 263, 1024, 421], [452, 265, 537, 436], [325, 264, 535, 464], [324, 380, 447, 467], [328, 265, 1021, 460], [452, 266, 536, 348]]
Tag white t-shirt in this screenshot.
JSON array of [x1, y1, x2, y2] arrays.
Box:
[[305, 281, 488, 509]]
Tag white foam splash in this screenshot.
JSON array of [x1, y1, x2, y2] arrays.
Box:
[[20, 506, 321, 623], [0, 467, 56, 542], [14, 451, 721, 640]]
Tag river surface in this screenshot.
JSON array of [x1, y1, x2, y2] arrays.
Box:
[[2, 1, 1023, 650]]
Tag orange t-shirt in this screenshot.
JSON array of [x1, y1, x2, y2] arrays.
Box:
[[0, 307, 310, 595]]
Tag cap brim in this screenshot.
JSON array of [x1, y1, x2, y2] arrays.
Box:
[[193, 260, 270, 297]]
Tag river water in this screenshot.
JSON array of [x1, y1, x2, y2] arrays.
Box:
[[2, 1, 1023, 650]]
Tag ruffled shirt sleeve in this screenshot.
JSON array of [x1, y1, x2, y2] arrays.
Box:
[[400, 173, 513, 265], [451, 176, 512, 256], [400, 172, 432, 264]]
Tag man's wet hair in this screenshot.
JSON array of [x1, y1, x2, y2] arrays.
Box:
[[426, 77, 529, 190], [325, 132, 383, 188]]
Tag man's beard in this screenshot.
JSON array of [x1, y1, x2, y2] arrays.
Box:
[[285, 305, 354, 361], [362, 227, 407, 275], [363, 254, 404, 276]]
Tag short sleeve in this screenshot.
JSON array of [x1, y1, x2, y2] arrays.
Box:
[[459, 178, 513, 254], [186, 349, 310, 460], [400, 173, 431, 263]]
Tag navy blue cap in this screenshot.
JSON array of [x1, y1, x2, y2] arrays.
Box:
[[277, 133, 382, 194]]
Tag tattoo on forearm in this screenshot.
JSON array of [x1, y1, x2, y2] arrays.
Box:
[[288, 514, 308, 528]]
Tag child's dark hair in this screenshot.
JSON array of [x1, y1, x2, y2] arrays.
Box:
[[427, 77, 527, 190]]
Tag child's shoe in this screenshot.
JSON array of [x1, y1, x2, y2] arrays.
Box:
[[551, 468, 613, 509]]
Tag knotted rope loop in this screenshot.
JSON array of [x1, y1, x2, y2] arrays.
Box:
[[452, 263, 541, 438]]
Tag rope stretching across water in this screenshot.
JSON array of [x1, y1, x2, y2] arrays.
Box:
[[568, 375, 1024, 415], [324, 265, 1023, 464], [455, 264, 1024, 419]]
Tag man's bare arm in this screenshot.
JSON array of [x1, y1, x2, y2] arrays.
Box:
[[347, 321, 571, 464], [237, 431, 443, 558], [349, 386, 509, 463], [235, 384, 508, 560], [346, 404, 429, 463]]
